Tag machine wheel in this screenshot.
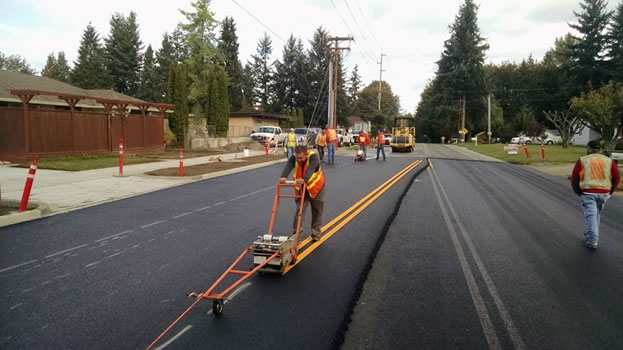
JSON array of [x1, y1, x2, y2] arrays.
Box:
[[391, 147, 396, 152], [212, 300, 224, 316]]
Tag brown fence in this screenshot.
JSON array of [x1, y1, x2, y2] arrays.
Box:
[[0, 107, 164, 161]]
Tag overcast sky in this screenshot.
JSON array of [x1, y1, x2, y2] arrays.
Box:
[[0, 0, 619, 113]]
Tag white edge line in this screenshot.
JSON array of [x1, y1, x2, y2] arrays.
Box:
[[141, 220, 166, 229], [85, 261, 99, 268], [196, 206, 211, 212], [94, 230, 133, 243], [228, 282, 252, 300], [103, 251, 123, 260], [173, 212, 193, 219], [45, 244, 88, 259], [0, 259, 38, 273], [154, 324, 193, 350], [213, 201, 226, 206]]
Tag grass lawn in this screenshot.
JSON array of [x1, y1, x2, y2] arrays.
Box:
[[459, 143, 586, 165], [32, 154, 161, 171]]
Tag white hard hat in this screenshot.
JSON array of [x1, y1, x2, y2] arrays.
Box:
[[357, 150, 364, 156]]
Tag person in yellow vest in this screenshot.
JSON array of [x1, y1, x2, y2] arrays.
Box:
[[286, 128, 297, 159], [326, 125, 338, 165], [571, 140, 620, 249], [315, 129, 327, 162], [279, 145, 326, 241]]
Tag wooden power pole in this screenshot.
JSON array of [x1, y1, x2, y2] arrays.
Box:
[[329, 36, 353, 128]]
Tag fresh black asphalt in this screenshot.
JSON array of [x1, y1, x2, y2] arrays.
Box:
[[0, 155, 419, 349]]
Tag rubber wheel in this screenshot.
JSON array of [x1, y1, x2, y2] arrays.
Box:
[[212, 300, 224, 316]]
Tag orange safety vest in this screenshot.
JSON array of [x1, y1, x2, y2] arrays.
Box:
[[327, 128, 338, 142], [377, 132, 384, 146], [579, 154, 613, 191], [316, 133, 327, 147], [293, 150, 325, 198]]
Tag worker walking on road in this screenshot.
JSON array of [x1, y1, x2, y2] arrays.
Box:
[[326, 125, 338, 165], [280, 145, 326, 242], [316, 129, 327, 162], [286, 128, 297, 159], [571, 140, 620, 249], [357, 130, 370, 159], [376, 129, 387, 161]]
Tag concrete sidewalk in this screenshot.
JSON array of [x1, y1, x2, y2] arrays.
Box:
[[0, 150, 284, 227]]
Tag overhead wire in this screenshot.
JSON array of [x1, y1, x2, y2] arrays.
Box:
[[343, 0, 379, 63], [354, 0, 383, 52], [230, 0, 286, 44], [329, 0, 377, 65]]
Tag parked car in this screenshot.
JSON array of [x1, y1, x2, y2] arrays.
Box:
[[336, 128, 352, 146], [383, 133, 392, 145], [250, 126, 286, 145], [535, 130, 562, 145], [351, 130, 362, 145], [510, 135, 534, 144], [293, 128, 309, 145]]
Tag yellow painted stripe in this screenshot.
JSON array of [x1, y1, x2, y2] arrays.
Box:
[[296, 159, 422, 250], [284, 160, 422, 274]]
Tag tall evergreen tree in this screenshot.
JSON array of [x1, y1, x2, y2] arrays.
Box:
[[348, 65, 362, 115], [167, 63, 189, 146], [41, 52, 71, 82], [241, 62, 256, 110], [105, 11, 143, 95], [293, 39, 311, 111], [154, 33, 176, 102], [251, 32, 275, 111], [218, 17, 244, 112], [609, 2, 623, 82], [306, 27, 332, 126], [179, 0, 220, 115], [72, 23, 111, 89], [0, 52, 36, 74], [273, 35, 299, 113], [207, 66, 230, 136], [568, 0, 613, 90], [170, 25, 189, 63], [137, 45, 158, 101]]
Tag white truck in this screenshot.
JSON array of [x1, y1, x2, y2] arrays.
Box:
[[336, 128, 353, 146], [250, 126, 287, 145]]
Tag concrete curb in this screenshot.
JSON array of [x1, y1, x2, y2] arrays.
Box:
[[0, 199, 51, 228]]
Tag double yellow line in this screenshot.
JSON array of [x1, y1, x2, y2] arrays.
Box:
[[284, 159, 423, 274]]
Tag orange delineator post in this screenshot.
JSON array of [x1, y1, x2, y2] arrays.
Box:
[[19, 156, 38, 212], [118, 138, 124, 176], [523, 142, 530, 158], [265, 137, 269, 155], [179, 149, 184, 176], [145, 183, 306, 350], [541, 142, 545, 160]]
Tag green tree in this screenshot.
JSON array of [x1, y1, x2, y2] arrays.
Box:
[[0, 52, 36, 74], [72, 23, 111, 89], [241, 62, 255, 110], [41, 52, 71, 82], [274, 35, 300, 113], [206, 66, 230, 136], [568, 0, 613, 90], [218, 17, 244, 112], [306, 27, 332, 126], [570, 81, 623, 151], [179, 0, 220, 116], [167, 63, 189, 147], [137, 45, 158, 101], [358, 80, 400, 129], [251, 32, 275, 111], [154, 33, 175, 102], [609, 2, 623, 82], [348, 65, 362, 115], [105, 11, 143, 95]]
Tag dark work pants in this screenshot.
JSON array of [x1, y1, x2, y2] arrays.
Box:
[[316, 145, 325, 161], [293, 185, 325, 240]]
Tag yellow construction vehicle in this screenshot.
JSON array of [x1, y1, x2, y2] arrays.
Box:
[[390, 117, 416, 152]]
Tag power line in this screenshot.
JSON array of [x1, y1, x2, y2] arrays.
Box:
[[343, 0, 378, 62], [230, 0, 286, 43], [329, 0, 376, 65], [354, 0, 383, 52]]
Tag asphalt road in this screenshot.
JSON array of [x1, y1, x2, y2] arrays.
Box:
[[343, 155, 623, 349], [0, 153, 422, 349]]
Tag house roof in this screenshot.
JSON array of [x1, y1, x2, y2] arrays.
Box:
[[0, 70, 170, 111], [230, 111, 290, 121], [347, 115, 363, 124]]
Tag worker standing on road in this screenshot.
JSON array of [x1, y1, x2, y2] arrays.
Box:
[[376, 129, 387, 161], [357, 130, 370, 159], [326, 125, 338, 165], [286, 128, 297, 159], [316, 129, 327, 162], [571, 140, 620, 249], [280, 145, 325, 242]]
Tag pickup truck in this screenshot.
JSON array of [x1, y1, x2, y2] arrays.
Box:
[[336, 128, 352, 146], [250, 126, 287, 145]]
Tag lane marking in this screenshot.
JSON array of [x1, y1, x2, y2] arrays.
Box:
[[173, 212, 193, 219], [0, 259, 38, 273], [430, 162, 525, 350], [206, 282, 253, 315], [213, 201, 225, 206], [103, 251, 123, 260], [141, 220, 166, 229], [230, 194, 249, 201], [154, 324, 193, 350], [285, 160, 422, 273], [94, 230, 133, 243], [86, 261, 100, 268], [428, 165, 501, 350], [248, 186, 275, 196], [45, 244, 88, 259], [195, 206, 211, 212], [54, 273, 71, 279], [9, 303, 22, 310]]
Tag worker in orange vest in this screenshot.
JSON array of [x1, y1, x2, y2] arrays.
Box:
[[376, 129, 386, 161], [315, 129, 327, 162], [357, 130, 370, 160], [571, 140, 620, 249], [279, 145, 326, 241], [326, 125, 338, 165]]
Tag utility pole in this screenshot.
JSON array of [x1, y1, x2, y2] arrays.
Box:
[[378, 53, 386, 111], [328, 61, 334, 127], [487, 93, 491, 144], [329, 36, 353, 128]]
